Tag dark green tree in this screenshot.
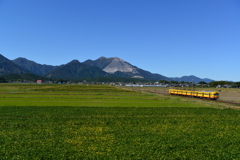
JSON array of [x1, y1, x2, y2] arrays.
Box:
[[0, 77, 7, 83]]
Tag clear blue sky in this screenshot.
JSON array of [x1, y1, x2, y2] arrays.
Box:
[[0, 0, 240, 81]]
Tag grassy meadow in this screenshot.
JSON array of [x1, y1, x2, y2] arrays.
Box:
[[1, 84, 240, 159]]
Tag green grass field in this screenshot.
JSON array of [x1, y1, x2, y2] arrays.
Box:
[[1, 84, 240, 159]]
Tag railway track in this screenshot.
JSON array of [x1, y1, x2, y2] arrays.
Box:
[[216, 100, 240, 106], [124, 87, 240, 108], [143, 90, 240, 107]]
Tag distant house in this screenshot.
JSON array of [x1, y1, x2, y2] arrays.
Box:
[[36, 80, 42, 84]]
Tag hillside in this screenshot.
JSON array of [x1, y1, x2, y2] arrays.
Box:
[[13, 57, 58, 76], [84, 57, 140, 73], [171, 75, 214, 83], [83, 56, 114, 69], [84, 57, 171, 81], [0, 54, 31, 75], [45, 60, 108, 80]]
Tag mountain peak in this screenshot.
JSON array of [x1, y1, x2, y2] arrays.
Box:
[[112, 57, 124, 62], [99, 56, 107, 59], [0, 55, 31, 75], [98, 56, 122, 60], [81, 56, 170, 80], [13, 57, 58, 76], [103, 57, 138, 74], [68, 59, 80, 64], [14, 57, 25, 60], [45, 59, 107, 79], [170, 75, 214, 83], [0, 54, 11, 63]]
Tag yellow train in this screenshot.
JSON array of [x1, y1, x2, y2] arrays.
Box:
[[169, 89, 219, 100]]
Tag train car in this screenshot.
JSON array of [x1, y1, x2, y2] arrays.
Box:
[[169, 89, 219, 100]]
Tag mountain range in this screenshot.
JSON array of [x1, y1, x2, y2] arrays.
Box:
[[0, 54, 214, 83], [0, 55, 31, 75], [12, 57, 57, 76], [171, 76, 213, 83]]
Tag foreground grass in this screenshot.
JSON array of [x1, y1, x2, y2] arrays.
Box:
[[0, 84, 240, 159], [1, 106, 240, 159]]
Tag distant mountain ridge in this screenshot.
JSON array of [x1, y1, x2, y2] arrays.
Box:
[[0, 54, 31, 75], [83, 57, 139, 74], [45, 60, 108, 79], [0, 54, 216, 82], [83, 57, 171, 81], [13, 57, 58, 76], [83, 57, 113, 70], [171, 75, 214, 83]]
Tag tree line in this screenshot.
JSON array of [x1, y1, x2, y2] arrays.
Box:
[[0, 73, 239, 88], [159, 80, 240, 88]]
